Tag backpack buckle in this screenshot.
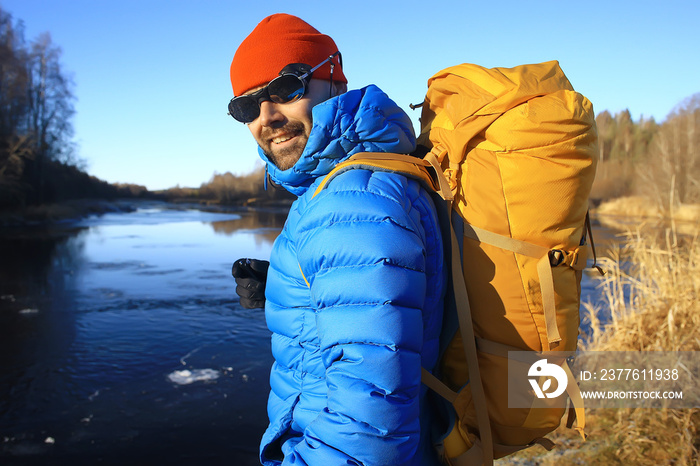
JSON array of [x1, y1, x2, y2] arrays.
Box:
[[548, 249, 565, 267]]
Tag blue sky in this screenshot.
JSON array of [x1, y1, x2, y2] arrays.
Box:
[[1, 0, 698, 191]]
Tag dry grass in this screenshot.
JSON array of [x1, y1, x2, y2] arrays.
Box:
[[499, 227, 700, 465], [582, 229, 700, 353]]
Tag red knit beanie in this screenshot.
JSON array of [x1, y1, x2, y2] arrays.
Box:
[[230, 13, 347, 96]]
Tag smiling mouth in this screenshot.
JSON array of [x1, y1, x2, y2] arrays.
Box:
[[272, 134, 294, 144]]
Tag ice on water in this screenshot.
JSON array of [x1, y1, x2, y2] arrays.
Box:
[[167, 368, 220, 385]]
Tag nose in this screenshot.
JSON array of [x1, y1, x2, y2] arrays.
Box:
[[258, 100, 284, 127]]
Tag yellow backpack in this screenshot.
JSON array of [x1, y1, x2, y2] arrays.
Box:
[[314, 60, 599, 465]]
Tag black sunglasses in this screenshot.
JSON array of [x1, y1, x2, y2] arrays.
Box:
[[228, 51, 341, 124]]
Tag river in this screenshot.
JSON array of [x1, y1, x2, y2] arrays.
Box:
[[0, 202, 610, 465]]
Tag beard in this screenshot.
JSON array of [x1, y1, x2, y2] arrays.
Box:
[[260, 121, 308, 171]]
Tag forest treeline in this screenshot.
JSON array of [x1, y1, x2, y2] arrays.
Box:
[[1, 5, 698, 213], [190, 100, 700, 211], [0, 7, 290, 211], [592, 95, 700, 212], [0, 8, 152, 210], [162, 167, 294, 206]]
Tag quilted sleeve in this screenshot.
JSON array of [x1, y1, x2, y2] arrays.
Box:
[[287, 170, 429, 466]]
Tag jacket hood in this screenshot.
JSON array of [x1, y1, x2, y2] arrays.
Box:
[[258, 85, 416, 196]]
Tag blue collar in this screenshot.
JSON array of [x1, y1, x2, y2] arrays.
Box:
[[258, 85, 416, 196]]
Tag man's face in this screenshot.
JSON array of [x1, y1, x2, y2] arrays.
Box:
[[246, 78, 331, 171]]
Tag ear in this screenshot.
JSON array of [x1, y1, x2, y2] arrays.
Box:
[[332, 82, 347, 97]]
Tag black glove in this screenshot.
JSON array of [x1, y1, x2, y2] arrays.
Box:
[[231, 258, 269, 309]]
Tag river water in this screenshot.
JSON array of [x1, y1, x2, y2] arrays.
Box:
[[1, 204, 286, 465], [0, 202, 610, 465]]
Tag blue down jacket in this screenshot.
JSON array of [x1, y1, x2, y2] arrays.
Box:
[[259, 85, 446, 466]]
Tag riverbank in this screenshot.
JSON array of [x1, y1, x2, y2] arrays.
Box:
[[501, 207, 699, 465], [595, 196, 700, 221], [592, 196, 700, 236], [0, 197, 294, 229], [0, 199, 141, 228]]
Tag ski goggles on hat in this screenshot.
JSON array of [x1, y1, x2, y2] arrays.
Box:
[[228, 51, 341, 124]]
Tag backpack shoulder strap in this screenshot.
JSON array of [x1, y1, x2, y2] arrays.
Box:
[[312, 152, 453, 201]]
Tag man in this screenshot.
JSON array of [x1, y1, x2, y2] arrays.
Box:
[[229, 14, 446, 466]]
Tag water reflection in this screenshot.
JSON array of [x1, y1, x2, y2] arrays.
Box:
[[0, 207, 288, 465], [577, 217, 670, 340], [0, 228, 87, 459], [209, 208, 287, 248]]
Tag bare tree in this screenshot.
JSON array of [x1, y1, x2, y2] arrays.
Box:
[[638, 94, 700, 209], [0, 8, 32, 206], [23, 32, 75, 201], [0, 10, 28, 141]]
